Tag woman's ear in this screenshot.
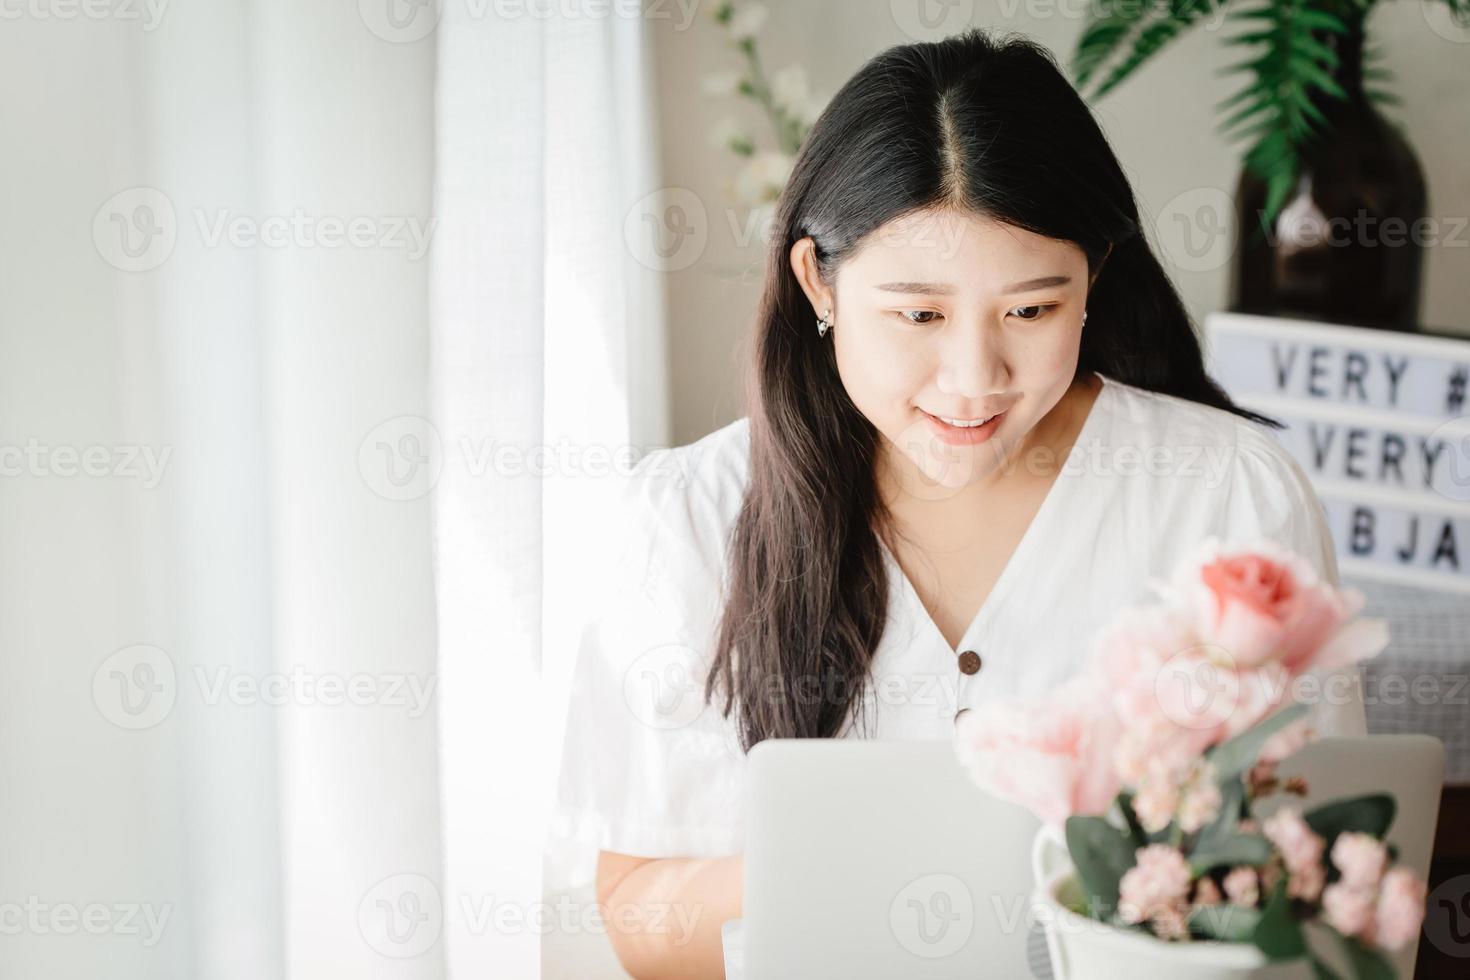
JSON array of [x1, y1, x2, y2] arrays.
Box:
[[789, 237, 834, 316]]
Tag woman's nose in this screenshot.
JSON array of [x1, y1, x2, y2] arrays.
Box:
[[934, 320, 1008, 399]]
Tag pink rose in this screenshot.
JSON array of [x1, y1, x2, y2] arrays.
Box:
[[953, 672, 1122, 827], [1096, 606, 1229, 761], [1374, 867, 1427, 950], [1168, 539, 1388, 675]]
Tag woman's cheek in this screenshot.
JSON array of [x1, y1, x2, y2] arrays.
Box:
[[835, 319, 928, 411]]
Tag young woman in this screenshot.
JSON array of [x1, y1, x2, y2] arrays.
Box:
[[553, 28, 1367, 979]]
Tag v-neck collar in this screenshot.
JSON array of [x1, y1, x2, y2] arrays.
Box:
[[878, 373, 1114, 658]]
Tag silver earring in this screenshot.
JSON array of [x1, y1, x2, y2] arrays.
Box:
[[816, 309, 832, 337], [1082, 310, 1088, 324]]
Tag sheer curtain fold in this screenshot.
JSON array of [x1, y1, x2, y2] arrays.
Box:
[[431, 4, 668, 978], [0, 3, 661, 977]]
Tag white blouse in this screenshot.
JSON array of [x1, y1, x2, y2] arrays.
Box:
[[550, 371, 1369, 859]]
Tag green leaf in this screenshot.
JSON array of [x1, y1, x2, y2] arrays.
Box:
[[1065, 815, 1137, 915], [1191, 902, 1263, 941], [1088, 0, 1230, 100], [1206, 703, 1310, 782], [1251, 877, 1308, 960], [1293, 8, 1349, 32], [1325, 923, 1397, 980], [1116, 791, 1150, 848], [1195, 778, 1248, 853], [1191, 833, 1273, 874], [1303, 794, 1397, 848], [1309, 953, 1345, 980]]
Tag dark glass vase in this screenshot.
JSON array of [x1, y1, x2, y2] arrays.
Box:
[[1229, 16, 1427, 332]]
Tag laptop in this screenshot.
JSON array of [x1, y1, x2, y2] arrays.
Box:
[[727, 734, 1445, 980], [733, 738, 1048, 979]]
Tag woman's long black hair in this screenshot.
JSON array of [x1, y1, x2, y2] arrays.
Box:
[[705, 28, 1279, 752]]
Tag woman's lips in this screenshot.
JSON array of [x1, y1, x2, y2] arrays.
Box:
[[921, 408, 1005, 446]]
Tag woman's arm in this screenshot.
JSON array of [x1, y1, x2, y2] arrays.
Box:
[[596, 850, 743, 980]]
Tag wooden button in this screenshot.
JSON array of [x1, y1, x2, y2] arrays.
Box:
[[958, 650, 982, 675]]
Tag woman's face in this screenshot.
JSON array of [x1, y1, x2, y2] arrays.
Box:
[[793, 207, 1091, 496]]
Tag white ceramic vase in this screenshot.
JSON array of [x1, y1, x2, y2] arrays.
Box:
[[1029, 826, 1314, 980]]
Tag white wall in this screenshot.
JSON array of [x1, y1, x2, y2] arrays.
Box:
[[652, 0, 1470, 445]]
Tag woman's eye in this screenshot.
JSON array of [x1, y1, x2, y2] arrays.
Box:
[[1009, 304, 1056, 321], [898, 310, 942, 325]]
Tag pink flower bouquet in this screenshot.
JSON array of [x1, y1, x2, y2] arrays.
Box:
[[954, 537, 1427, 977]]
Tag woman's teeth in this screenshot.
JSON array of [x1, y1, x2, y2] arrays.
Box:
[[939, 415, 994, 428]]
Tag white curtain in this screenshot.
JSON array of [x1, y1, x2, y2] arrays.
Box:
[[0, 2, 664, 977], [431, 3, 669, 977]]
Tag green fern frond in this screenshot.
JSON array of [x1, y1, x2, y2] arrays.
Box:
[[1216, 0, 1351, 242], [1092, 0, 1235, 99], [1073, 0, 1159, 89]]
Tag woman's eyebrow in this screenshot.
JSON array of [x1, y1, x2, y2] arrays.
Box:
[[875, 275, 1072, 295]]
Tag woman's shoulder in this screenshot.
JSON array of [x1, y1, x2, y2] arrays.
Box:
[[600, 416, 752, 603], [1095, 373, 1336, 577], [1096, 373, 1313, 485], [619, 415, 751, 533]]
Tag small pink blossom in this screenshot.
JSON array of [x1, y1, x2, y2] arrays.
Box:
[[1289, 862, 1325, 903], [1331, 832, 1388, 891], [1178, 768, 1223, 833], [953, 672, 1122, 827], [1263, 807, 1323, 872], [1374, 867, 1427, 950], [1152, 905, 1191, 941], [1323, 881, 1377, 938], [1263, 807, 1326, 902], [1260, 718, 1316, 764], [1223, 866, 1259, 908], [1119, 844, 1193, 927], [1193, 877, 1223, 906]]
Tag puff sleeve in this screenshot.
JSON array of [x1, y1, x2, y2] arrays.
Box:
[[549, 437, 750, 859], [1214, 423, 1369, 739]]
